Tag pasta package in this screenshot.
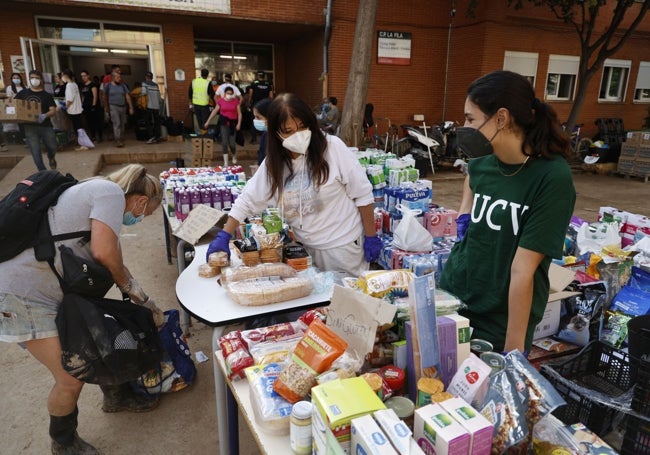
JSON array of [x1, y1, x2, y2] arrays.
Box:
[[273, 319, 348, 403]]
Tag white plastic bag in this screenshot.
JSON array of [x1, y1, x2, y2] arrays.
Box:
[[576, 221, 621, 255], [392, 204, 433, 252], [77, 128, 95, 148]]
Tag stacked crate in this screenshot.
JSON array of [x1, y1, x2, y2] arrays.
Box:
[[618, 131, 650, 182], [189, 136, 214, 167]]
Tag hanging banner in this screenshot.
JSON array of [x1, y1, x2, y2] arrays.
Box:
[[68, 0, 230, 14], [377, 30, 412, 66]]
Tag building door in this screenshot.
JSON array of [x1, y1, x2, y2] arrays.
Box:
[[20, 37, 60, 91]]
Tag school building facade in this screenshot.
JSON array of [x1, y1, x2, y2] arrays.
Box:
[[0, 0, 648, 140]]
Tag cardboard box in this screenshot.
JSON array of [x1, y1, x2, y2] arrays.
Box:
[[0, 98, 41, 123], [311, 377, 386, 454], [437, 314, 471, 388], [413, 403, 470, 455], [424, 209, 458, 240], [533, 263, 578, 339], [351, 414, 398, 455], [373, 409, 425, 455], [439, 398, 493, 455]]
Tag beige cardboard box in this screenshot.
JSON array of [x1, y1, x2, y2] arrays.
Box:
[[0, 98, 41, 123], [533, 263, 579, 339]]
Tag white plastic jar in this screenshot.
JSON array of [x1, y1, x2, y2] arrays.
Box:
[[289, 400, 312, 454]]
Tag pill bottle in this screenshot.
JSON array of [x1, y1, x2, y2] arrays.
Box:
[[290, 400, 312, 455]]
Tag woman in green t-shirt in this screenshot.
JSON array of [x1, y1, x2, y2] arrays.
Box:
[[439, 70, 576, 354]]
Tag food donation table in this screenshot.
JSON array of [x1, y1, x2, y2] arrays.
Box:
[[175, 244, 332, 455]]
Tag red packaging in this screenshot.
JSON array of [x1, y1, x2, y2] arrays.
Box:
[[379, 365, 406, 394], [218, 331, 254, 380]]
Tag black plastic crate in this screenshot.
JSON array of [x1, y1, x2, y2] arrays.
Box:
[[540, 341, 633, 437], [622, 414, 650, 454]]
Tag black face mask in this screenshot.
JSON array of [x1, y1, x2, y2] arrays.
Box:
[[455, 117, 496, 159]]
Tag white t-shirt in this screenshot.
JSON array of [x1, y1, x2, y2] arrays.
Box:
[[65, 82, 83, 115], [0, 179, 125, 306], [229, 135, 374, 249]]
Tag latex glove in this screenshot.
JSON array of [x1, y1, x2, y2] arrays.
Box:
[[37, 113, 47, 124], [142, 297, 165, 328], [456, 213, 470, 241], [119, 277, 148, 304], [206, 230, 232, 262], [363, 235, 382, 263]]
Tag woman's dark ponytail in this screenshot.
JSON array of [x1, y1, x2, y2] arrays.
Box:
[[525, 98, 572, 160]]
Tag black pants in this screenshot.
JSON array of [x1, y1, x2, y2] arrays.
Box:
[[193, 105, 210, 131], [83, 107, 104, 141], [145, 108, 161, 139]]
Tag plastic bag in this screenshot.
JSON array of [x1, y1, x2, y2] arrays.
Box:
[[392, 204, 433, 252], [576, 222, 621, 255], [76, 128, 95, 148]]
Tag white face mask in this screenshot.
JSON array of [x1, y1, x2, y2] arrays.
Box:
[[30, 78, 41, 88], [12, 78, 21, 85], [225, 94, 234, 101], [282, 129, 312, 155]]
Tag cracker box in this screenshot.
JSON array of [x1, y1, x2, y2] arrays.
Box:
[[373, 408, 425, 455], [414, 403, 470, 455], [439, 398, 493, 455], [351, 414, 398, 455], [0, 98, 41, 123], [312, 377, 387, 454]]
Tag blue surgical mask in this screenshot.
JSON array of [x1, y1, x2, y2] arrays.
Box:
[[123, 211, 144, 226], [322, 103, 328, 112], [253, 118, 267, 132]]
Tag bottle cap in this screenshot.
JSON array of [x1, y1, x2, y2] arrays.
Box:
[[292, 401, 312, 419]]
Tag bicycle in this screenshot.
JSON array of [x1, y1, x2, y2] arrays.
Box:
[[371, 117, 401, 154], [564, 123, 593, 161]]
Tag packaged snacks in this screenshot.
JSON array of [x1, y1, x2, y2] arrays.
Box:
[[358, 270, 414, 300], [245, 363, 293, 434], [416, 377, 444, 407], [240, 321, 306, 349], [198, 263, 220, 278], [218, 331, 254, 380], [249, 335, 302, 365], [208, 251, 230, 267], [221, 262, 297, 283], [273, 319, 348, 403], [556, 282, 607, 347]]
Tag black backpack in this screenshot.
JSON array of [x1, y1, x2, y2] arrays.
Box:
[[0, 170, 78, 262]]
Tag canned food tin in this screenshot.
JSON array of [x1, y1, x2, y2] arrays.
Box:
[[470, 339, 493, 356], [480, 352, 506, 376]]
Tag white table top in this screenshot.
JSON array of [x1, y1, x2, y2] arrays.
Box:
[[175, 244, 332, 327], [215, 351, 291, 454]]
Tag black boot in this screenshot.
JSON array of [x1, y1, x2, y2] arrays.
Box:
[[50, 407, 98, 454], [100, 383, 159, 413]]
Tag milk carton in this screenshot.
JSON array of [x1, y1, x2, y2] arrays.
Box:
[[439, 398, 493, 455], [414, 403, 470, 455]]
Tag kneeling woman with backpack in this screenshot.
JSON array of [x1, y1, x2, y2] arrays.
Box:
[[0, 164, 165, 454]]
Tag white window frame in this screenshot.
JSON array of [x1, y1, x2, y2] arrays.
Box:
[[503, 51, 538, 87], [634, 61, 650, 103], [545, 54, 579, 101], [598, 59, 631, 102]]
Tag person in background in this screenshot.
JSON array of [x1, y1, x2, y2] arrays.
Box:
[[1, 72, 25, 152], [61, 69, 86, 150], [205, 93, 382, 277], [53, 73, 66, 99], [215, 73, 242, 101], [253, 98, 271, 165], [0, 164, 165, 454], [15, 70, 58, 170], [80, 70, 103, 143], [141, 71, 162, 144], [439, 70, 576, 355], [101, 65, 120, 91], [318, 96, 340, 135], [188, 68, 214, 133], [247, 71, 274, 144], [204, 85, 242, 166], [103, 71, 133, 148]]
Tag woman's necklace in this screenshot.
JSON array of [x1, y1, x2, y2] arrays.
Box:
[[497, 155, 530, 177]]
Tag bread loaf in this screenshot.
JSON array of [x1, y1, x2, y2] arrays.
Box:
[[226, 276, 313, 306], [222, 263, 296, 283]]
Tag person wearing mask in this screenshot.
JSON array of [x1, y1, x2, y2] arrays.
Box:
[[141, 71, 162, 144], [15, 70, 58, 170], [188, 68, 214, 133], [318, 96, 340, 134], [439, 70, 576, 355], [79, 70, 103, 143], [103, 71, 134, 148], [205, 93, 382, 276], [61, 69, 87, 150], [0, 164, 165, 454], [53, 73, 66, 99], [253, 98, 271, 165], [204, 86, 242, 166], [247, 71, 274, 144], [1, 73, 25, 152], [215, 73, 242, 101]]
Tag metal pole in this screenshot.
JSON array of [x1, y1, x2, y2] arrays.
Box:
[[442, 0, 456, 121]]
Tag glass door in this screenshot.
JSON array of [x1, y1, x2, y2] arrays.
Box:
[[20, 37, 60, 93], [147, 44, 168, 116]]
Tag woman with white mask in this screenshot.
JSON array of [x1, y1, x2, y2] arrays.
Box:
[[1, 73, 25, 151], [205, 93, 382, 277], [253, 97, 271, 165], [204, 85, 242, 166]]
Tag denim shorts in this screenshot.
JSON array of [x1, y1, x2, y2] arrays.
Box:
[[0, 293, 59, 343]]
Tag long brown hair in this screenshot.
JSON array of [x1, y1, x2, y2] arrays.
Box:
[[264, 93, 329, 199]]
